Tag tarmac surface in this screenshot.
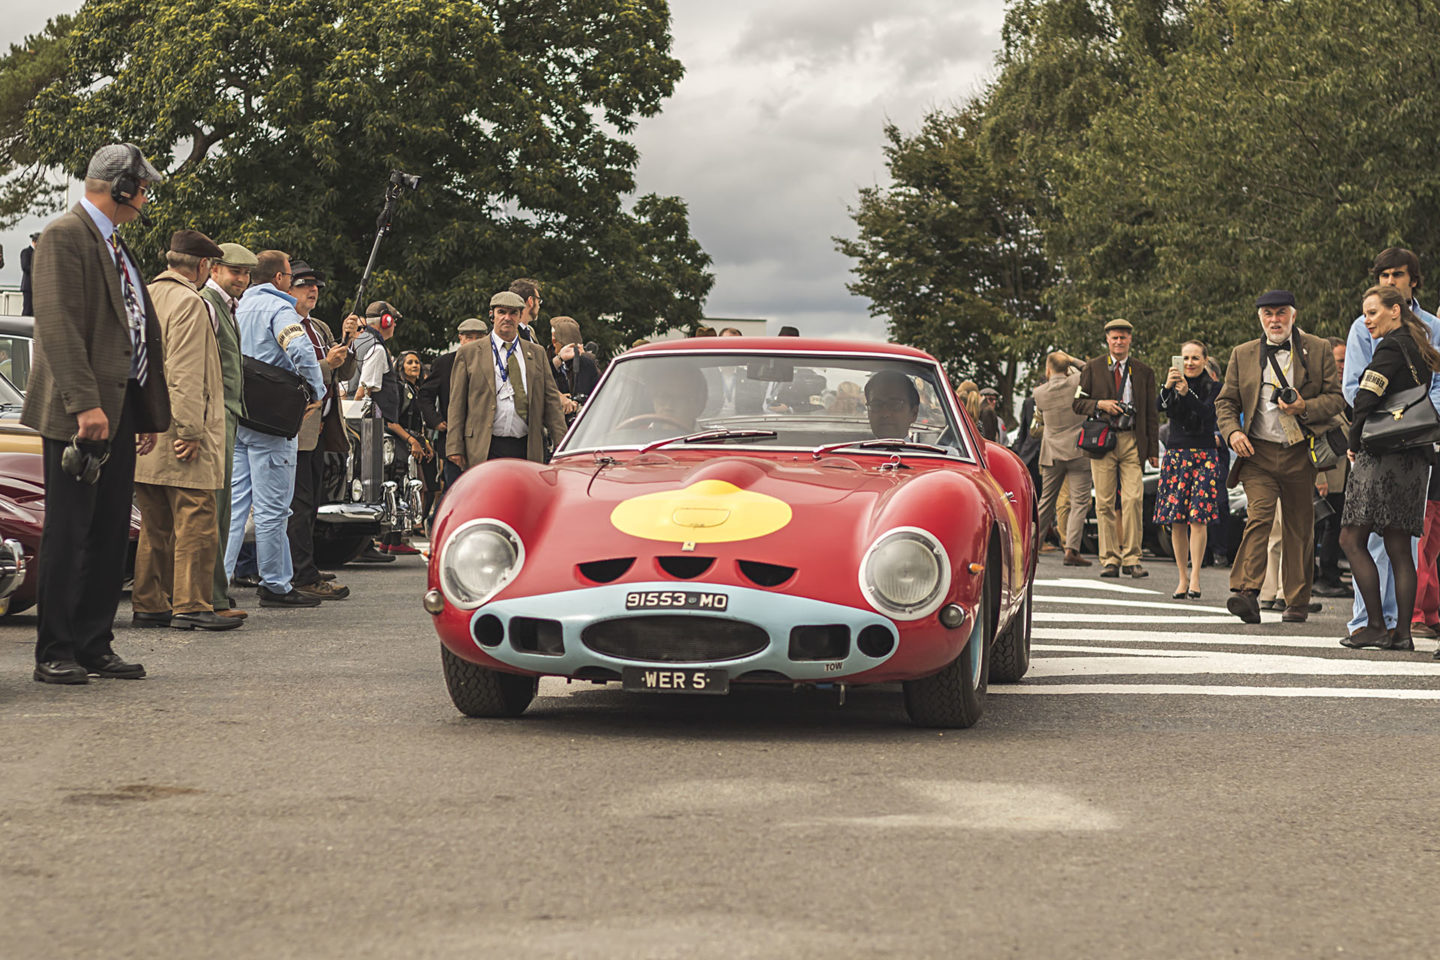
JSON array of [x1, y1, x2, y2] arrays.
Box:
[[2, 549, 1439, 959]]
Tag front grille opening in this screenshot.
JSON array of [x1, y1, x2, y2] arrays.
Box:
[[738, 559, 796, 587], [578, 558, 634, 583], [510, 617, 565, 656], [582, 616, 768, 663], [857, 625, 896, 658], [789, 624, 850, 662], [735, 670, 791, 684], [474, 614, 504, 648], [657, 556, 715, 579], [574, 666, 621, 682]]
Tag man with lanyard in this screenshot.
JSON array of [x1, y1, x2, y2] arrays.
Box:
[[200, 242, 257, 619], [1073, 318, 1160, 578], [228, 250, 327, 608], [1216, 290, 1344, 624], [1340, 248, 1440, 646], [447, 290, 569, 469], [287, 261, 358, 599]]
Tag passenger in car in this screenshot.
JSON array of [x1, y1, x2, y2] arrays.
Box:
[[864, 370, 919, 439]]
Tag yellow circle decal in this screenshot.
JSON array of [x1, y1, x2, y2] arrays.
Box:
[[610, 480, 794, 544]]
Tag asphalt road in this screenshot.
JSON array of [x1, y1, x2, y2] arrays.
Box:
[[2, 550, 1439, 959]]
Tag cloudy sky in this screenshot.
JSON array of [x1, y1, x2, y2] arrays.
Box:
[[0, 1, 1005, 338]]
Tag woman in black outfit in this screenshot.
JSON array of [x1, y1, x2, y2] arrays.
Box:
[[382, 350, 441, 551], [1340, 285, 1440, 652], [1154, 340, 1222, 599]]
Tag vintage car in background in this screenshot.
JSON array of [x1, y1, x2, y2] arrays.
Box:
[[426, 338, 1038, 728], [0, 315, 35, 393]]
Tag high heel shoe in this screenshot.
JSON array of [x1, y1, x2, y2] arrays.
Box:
[[1341, 625, 1390, 649], [1187, 590, 1202, 599], [1382, 632, 1415, 652], [1172, 591, 1188, 600]]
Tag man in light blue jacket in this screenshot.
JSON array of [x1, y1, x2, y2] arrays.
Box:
[[228, 250, 327, 608], [1340, 247, 1440, 644]]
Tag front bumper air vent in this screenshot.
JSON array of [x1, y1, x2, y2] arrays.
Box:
[[582, 616, 768, 663]]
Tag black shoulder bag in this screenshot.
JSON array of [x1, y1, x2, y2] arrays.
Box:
[[1076, 363, 1129, 457], [1359, 337, 1440, 455], [239, 355, 312, 439]]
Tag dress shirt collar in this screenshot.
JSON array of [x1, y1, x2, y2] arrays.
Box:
[[204, 277, 237, 310], [492, 330, 519, 350], [243, 282, 297, 307], [79, 197, 116, 243]]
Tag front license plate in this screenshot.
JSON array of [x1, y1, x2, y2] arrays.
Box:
[[622, 667, 730, 695], [624, 590, 729, 612]]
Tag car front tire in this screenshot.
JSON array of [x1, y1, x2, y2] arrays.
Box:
[[903, 571, 991, 728], [441, 646, 537, 718], [989, 580, 1032, 683]]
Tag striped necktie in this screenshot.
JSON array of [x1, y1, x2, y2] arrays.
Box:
[[108, 232, 148, 385]]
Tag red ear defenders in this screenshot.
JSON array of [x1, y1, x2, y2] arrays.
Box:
[[378, 312, 396, 330]]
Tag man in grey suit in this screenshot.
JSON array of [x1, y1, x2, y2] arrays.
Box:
[[21, 143, 172, 684], [448, 291, 568, 470], [1032, 350, 1093, 566]]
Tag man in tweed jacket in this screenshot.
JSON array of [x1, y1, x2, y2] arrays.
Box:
[[20, 143, 172, 684]]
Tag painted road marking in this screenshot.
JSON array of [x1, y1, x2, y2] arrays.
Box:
[[992, 685, 1440, 700], [1034, 594, 1237, 615], [1034, 611, 1283, 624], [1029, 645, 1440, 678], [1033, 627, 1429, 652], [1037, 578, 1161, 596]]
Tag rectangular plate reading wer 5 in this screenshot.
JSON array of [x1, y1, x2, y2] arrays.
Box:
[[624, 590, 729, 611], [622, 667, 730, 695]]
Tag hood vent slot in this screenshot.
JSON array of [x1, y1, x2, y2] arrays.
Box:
[[657, 556, 714, 579], [738, 560, 795, 588], [578, 558, 634, 583]]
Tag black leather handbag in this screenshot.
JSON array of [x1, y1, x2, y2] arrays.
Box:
[[1360, 382, 1440, 454], [238, 356, 312, 439], [1076, 417, 1116, 457]]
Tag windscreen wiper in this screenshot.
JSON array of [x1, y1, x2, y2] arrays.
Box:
[[639, 428, 779, 455], [811, 438, 950, 461]]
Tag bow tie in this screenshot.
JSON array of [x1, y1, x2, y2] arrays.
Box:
[[1264, 340, 1290, 356]]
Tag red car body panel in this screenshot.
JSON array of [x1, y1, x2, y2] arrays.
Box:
[[429, 339, 1036, 686]]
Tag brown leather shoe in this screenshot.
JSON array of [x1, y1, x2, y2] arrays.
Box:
[[215, 609, 248, 620], [1281, 606, 1308, 623], [1410, 622, 1438, 639], [1063, 550, 1092, 567]]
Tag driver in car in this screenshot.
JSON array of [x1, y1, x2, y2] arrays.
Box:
[[645, 364, 708, 432], [864, 370, 920, 439]]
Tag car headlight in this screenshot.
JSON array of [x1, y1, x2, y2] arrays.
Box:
[[859, 527, 950, 620], [383, 436, 395, 466], [439, 519, 525, 609]]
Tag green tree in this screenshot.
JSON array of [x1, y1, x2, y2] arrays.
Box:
[[0, 17, 70, 224], [836, 107, 1054, 403], [6, 0, 711, 352]]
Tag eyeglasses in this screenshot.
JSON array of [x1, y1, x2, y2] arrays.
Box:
[[869, 398, 913, 412]]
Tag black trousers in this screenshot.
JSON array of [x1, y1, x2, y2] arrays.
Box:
[[488, 436, 528, 461], [35, 383, 138, 664], [287, 447, 326, 588], [1317, 492, 1346, 581]]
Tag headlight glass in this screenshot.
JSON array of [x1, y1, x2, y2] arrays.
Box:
[[860, 528, 949, 619], [440, 520, 524, 609]]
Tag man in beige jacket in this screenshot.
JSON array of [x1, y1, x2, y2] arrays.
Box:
[[1032, 350, 1093, 566], [132, 230, 241, 632]]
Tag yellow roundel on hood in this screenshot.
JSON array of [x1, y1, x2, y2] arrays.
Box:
[[610, 480, 793, 544]]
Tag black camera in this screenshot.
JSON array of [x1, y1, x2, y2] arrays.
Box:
[[1277, 386, 1299, 405], [389, 170, 421, 190], [1111, 401, 1137, 431]]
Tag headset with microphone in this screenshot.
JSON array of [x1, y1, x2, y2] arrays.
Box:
[[110, 144, 153, 228]]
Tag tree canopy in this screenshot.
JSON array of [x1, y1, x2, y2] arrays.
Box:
[[2, 0, 712, 355], [840, 0, 1440, 400]]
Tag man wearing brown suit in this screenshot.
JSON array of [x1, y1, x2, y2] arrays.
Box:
[[1216, 290, 1344, 624], [448, 290, 569, 469], [1072, 318, 1160, 578], [21, 143, 172, 683]]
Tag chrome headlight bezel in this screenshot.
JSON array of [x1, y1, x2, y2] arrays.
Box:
[[438, 518, 526, 610], [858, 526, 951, 621]]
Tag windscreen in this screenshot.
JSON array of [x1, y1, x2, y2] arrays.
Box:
[[560, 352, 967, 458]]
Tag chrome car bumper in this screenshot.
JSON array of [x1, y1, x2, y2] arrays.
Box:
[[458, 582, 901, 682], [0, 538, 26, 601]]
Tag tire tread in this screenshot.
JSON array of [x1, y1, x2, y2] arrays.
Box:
[[441, 646, 536, 717]]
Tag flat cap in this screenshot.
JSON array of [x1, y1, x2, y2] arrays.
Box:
[[457, 317, 488, 334], [1255, 289, 1297, 308], [86, 143, 164, 184], [169, 229, 223, 259], [365, 300, 401, 319], [290, 260, 325, 288], [980, 387, 1000, 397], [216, 243, 258, 268], [490, 291, 526, 309], [1103, 318, 1134, 333]]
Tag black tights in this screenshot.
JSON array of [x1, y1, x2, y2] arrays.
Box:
[[1340, 525, 1416, 636]]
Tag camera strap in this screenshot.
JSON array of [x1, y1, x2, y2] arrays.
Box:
[[1264, 340, 1294, 397]]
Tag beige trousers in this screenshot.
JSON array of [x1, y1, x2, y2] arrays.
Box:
[[1230, 439, 1316, 607], [133, 483, 219, 615], [1090, 432, 1144, 567], [1039, 458, 1093, 552]]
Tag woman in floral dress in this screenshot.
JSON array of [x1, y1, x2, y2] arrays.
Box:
[[1154, 340, 1222, 598]]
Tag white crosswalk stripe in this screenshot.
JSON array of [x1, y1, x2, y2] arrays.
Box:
[[992, 574, 1440, 699]]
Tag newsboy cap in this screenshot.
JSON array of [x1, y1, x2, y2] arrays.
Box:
[[490, 291, 526, 309], [290, 260, 325, 288], [365, 300, 402, 319], [86, 143, 164, 184], [1103, 318, 1134, 333], [457, 317, 488, 334], [168, 229, 223, 259], [216, 243, 258, 269], [1255, 289, 1297, 308]]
